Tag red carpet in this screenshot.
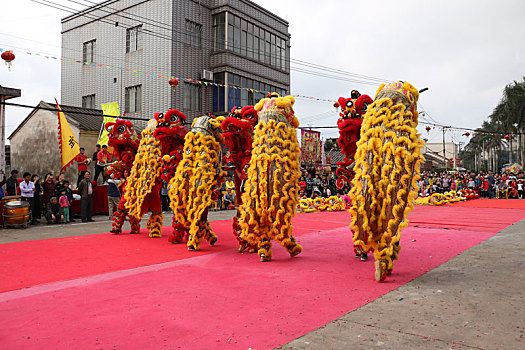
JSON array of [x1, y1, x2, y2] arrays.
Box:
[[0, 211, 350, 293], [450, 198, 525, 209], [408, 206, 525, 232], [0, 226, 500, 349]]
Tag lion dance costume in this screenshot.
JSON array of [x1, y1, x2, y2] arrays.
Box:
[[125, 110, 188, 238], [220, 106, 258, 251], [238, 93, 302, 262], [335, 90, 373, 188], [168, 114, 226, 251], [349, 81, 424, 281], [105, 118, 141, 234]]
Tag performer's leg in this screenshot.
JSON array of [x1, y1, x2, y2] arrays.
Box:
[[146, 211, 164, 238], [168, 220, 187, 244], [202, 221, 218, 246], [110, 209, 125, 234], [129, 215, 141, 234], [279, 235, 302, 258], [258, 234, 272, 262]]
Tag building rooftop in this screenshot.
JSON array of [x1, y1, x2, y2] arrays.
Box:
[[8, 101, 148, 140]]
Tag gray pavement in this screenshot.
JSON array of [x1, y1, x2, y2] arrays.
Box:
[[282, 219, 525, 350], [0, 209, 237, 244]]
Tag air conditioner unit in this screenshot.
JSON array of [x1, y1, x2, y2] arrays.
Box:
[[201, 70, 213, 81]]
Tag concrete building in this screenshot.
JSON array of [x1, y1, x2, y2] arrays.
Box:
[[8, 101, 104, 186], [61, 0, 291, 121]]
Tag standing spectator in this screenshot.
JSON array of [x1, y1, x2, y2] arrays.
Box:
[[6, 170, 19, 196], [31, 174, 42, 222], [487, 171, 495, 199], [92, 144, 101, 176], [59, 190, 71, 223], [298, 176, 306, 193], [518, 180, 524, 199], [78, 171, 94, 222], [20, 172, 37, 225], [107, 177, 121, 220], [63, 181, 75, 222], [46, 197, 64, 224], [0, 171, 5, 199], [95, 145, 111, 184], [42, 173, 56, 209], [75, 147, 89, 188], [305, 173, 314, 197], [161, 179, 170, 212], [56, 173, 66, 195]]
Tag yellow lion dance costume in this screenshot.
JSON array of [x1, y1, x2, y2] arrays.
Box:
[[238, 93, 302, 262], [350, 81, 424, 282], [169, 114, 226, 251]]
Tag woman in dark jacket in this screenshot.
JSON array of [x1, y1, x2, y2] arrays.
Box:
[[31, 174, 42, 221]]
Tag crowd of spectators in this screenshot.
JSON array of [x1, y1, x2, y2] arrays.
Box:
[[417, 170, 525, 199]]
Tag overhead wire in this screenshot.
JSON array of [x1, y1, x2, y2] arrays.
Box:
[[28, 0, 389, 87]]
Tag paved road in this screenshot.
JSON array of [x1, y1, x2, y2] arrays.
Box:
[[282, 219, 525, 350], [0, 210, 237, 244]]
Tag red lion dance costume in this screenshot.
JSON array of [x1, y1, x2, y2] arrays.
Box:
[[125, 110, 188, 238], [105, 118, 141, 234], [335, 90, 373, 188], [220, 106, 258, 252]]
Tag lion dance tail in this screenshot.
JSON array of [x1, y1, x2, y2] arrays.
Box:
[[350, 81, 424, 281], [125, 124, 163, 219]]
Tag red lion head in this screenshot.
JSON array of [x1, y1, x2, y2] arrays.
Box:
[[105, 118, 140, 150], [221, 106, 258, 138], [153, 109, 188, 142]]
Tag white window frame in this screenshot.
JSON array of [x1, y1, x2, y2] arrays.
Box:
[[126, 26, 142, 53]]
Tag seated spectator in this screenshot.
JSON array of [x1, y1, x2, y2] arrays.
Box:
[[223, 188, 236, 210], [46, 197, 64, 224]]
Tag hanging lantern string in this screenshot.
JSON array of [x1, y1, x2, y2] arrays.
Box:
[[1, 46, 521, 136]]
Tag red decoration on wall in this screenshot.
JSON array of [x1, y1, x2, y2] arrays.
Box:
[[169, 78, 178, 94]]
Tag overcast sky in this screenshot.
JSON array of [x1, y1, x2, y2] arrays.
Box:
[[1, 0, 524, 146]]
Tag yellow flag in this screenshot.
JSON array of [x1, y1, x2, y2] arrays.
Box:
[[56, 100, 80, 173], [98, 102, 120, 152]]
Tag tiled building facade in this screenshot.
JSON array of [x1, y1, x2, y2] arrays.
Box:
[[61, 0, 290, 122]]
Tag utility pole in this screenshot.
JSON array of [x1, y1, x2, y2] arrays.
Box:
[[0, 86, 21, 173], [442, 127, 447, 171]]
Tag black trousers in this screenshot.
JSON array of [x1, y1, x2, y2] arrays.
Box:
[[161, 195, 170, 212], [94, 165, 105, 183], [81, 195, 93, 221], [77, 171, 86, 188], [21, 196, 37, 223]]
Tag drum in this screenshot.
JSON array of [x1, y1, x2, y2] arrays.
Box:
[[2, 195, 21, 204], [3, 200, 30, 227]]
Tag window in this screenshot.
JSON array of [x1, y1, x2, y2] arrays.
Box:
[[184, 82, 201, 111], [82, 94, 96, 109], [125, 85, 142, 113], [83, 40, 95, 63], [185, 20, 202, 48], [212, 72, 226, 113], [126, 26, 142, 53], [213, 13, 226, 50]]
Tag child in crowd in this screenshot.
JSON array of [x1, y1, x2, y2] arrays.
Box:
[[59, 190, 70, 223]]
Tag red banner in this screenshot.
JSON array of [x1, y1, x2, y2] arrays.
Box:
[[301, 130, 322, 164]]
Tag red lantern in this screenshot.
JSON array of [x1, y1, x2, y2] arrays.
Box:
[[504, 135, 510, 140], [464, 132, 470, 137], [426, 126, 431, 133], [1, 50, 15, 71], [169, 78, 178, 93], [333, 102, 339, 109]]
